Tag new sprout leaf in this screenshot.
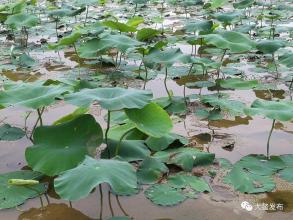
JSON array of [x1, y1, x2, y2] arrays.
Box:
[[54, 156, 138, 201], [25, 114, 103, 176], [0, 171, 46, 209], [219, 78, 258, 90]]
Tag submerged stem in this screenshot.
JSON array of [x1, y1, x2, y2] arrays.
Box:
[[266, 119, 276, 159], [84, 5, 89, 26], [73, 43, 81, 77], [217, 49, 227, 79]]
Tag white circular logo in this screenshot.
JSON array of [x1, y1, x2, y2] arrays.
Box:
[[241, 201, 253, 211]]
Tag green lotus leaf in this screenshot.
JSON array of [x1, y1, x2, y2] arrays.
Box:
[[0, 124, 25, 141], [244, 99, 293, 121], [145, 133, 188, 151], [223, 166, 275, 193], [65, 87, 152, 110], [219, 78, 259, 90], [204, 31, 255, 53], [25, 114, 103, 176], [107, 122, 139, 140], [101, 139, 150, 162], [210, 0, 228, 9], [278, 155, 293, 183], [54, 156, 138, 201], [213, 11, 242, 25], [102, 20, 137, 33], [256, 40, 285, 54], [78, 34, 143, 58], [279, 53, 293, 68], [0, 83, 67, 109], [48, 32, 82, 49], [125, 103, 173, 138], [234, 155, 286, 176], [5, 13, 38, 29], [233, 0, 254, 9], [53, 107, 89, 125], [0, 171, 46, 209], [136, 28, 159, 41], [165, 96, 187, 114], [168, 174, 211, 192], [144, 48, 191, 67], [201, 95, 246, 116], [154, 148, 215, 171], [144, 184, 186, 206], [137, 157, 169, 184], [126, 16, 144, 27], [185, 20, 213, 34], [48, 9, 74, 18], [186, 80, 215, 88]]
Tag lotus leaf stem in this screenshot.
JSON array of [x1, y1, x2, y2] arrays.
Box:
[[115, 128, 134, 156], [164, 67, 171, 100], [108, 190, 114, 217], [105, 110, 111, 158], [73, 43, 81, 77], [266, 119, 276, 159], [84, 6, 89, 26], [99, 185, 103, 220], [116, 195, 129, 217], [143, 62, 148, 89]]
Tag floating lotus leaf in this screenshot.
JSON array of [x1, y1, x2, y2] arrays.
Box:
[[278, 154, 293, 183], [0, 124, 25, 141], [137, 157, 169, 184], [25, 114, 103, 176], [65, 87, 152, 110], [144, 48, 191, 67], [204, 31, 255, 53], [234, 155, 286, 176], [125, 103, 173, 138], [201, 95, 246, 116], [5, 13, 38, 29], [224, 166, 275, 193], [168, 174, 211, 192], [256, 40, 285, 54], [54, 156, 138, 201], [154, 148, 215, 171], [0, 83, 67, 109], [186, 81, 215, 88], [101, 139, 150, 162], [0, 171, 46, 209], [244, 99, 293, 121], [126, 16, 144, 27], [144, 184, 186, 206], [165, 96, 187, 114], [145, 133, 188, 151], [219, 78, 259, 90]]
